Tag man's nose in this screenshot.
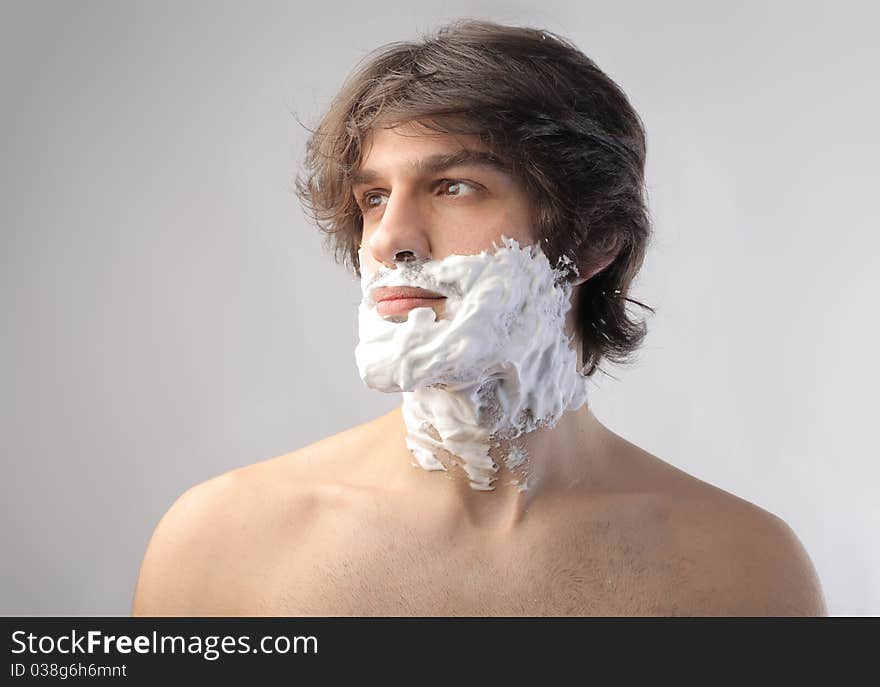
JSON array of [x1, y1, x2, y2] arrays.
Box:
[[364, 191, 433, 268]]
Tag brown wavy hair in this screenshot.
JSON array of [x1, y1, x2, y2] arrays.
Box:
[[294, 18, 655, 377]]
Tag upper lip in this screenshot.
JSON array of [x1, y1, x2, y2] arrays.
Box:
[[371, 286, 446, 303]]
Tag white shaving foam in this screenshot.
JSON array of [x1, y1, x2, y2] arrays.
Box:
[[354, 236, 591, 491]]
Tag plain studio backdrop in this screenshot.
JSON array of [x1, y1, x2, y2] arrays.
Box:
[[2, 0, 878, 616]]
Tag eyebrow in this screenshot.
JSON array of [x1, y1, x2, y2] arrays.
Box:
[[349, 149, 513, 189]]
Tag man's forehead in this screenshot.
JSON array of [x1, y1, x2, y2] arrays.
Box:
[[352, 125, 511, 186], [361, 121, 485, 149]]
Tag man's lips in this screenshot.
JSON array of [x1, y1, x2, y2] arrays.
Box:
[[371, 286, 446, 317]]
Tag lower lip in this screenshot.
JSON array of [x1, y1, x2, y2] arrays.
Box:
[[376, 297, 445, 317]]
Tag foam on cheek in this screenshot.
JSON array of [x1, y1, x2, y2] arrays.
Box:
[[354, 236, 590, 491]]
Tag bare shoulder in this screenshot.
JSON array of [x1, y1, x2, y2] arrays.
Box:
[[131, 419, 382, 616], [597, 430, 827, 616], [660, 481, 828, 616], [131, 466, 289, 616], [131, 470, 232, 616]]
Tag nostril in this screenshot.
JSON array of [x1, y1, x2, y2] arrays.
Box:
[[394, 250, 417, 262]]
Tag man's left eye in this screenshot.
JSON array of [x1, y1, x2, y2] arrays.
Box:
[[439, 179, 476, 196]]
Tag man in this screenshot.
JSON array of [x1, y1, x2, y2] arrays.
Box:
[[132, 20, 827, 616]]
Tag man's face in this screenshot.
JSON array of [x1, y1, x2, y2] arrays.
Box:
[[352, 121, 537, 320]]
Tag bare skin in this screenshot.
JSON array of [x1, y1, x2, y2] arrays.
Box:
[[131, 403, 827, 616], [131, 122, 827, 616]]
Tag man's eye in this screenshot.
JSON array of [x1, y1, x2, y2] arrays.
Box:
[[362, 192, 386, 210], [359, 179, 478, 212], [439, 179, 476, 196]]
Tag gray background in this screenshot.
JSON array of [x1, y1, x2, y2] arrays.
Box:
[[2, 0, 878, 615]]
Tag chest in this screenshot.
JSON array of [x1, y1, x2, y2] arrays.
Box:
[[244, 517, 694, 616]]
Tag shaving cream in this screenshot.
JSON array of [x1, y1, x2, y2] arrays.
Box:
[[354, 236, 591, 491]]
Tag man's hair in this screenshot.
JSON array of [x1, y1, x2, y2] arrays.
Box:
[[295, 19, 655, 377]]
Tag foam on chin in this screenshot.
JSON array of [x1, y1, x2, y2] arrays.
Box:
[[354, 236, 591, 491]]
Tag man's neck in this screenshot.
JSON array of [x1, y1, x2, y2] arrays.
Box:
[[386, 401, 613, 532]]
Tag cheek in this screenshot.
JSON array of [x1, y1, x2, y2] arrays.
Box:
[[418, 230, 540, 262], [358, 250, 381, 279], [510, 226, 539, 248], [490, 201, 539, 248], [434, 221, 536, 257]]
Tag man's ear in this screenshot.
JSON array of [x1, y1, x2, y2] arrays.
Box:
[[571, 254, 615, 287]]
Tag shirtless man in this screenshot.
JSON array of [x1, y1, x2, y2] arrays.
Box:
[[132, 20, 827, 616]]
